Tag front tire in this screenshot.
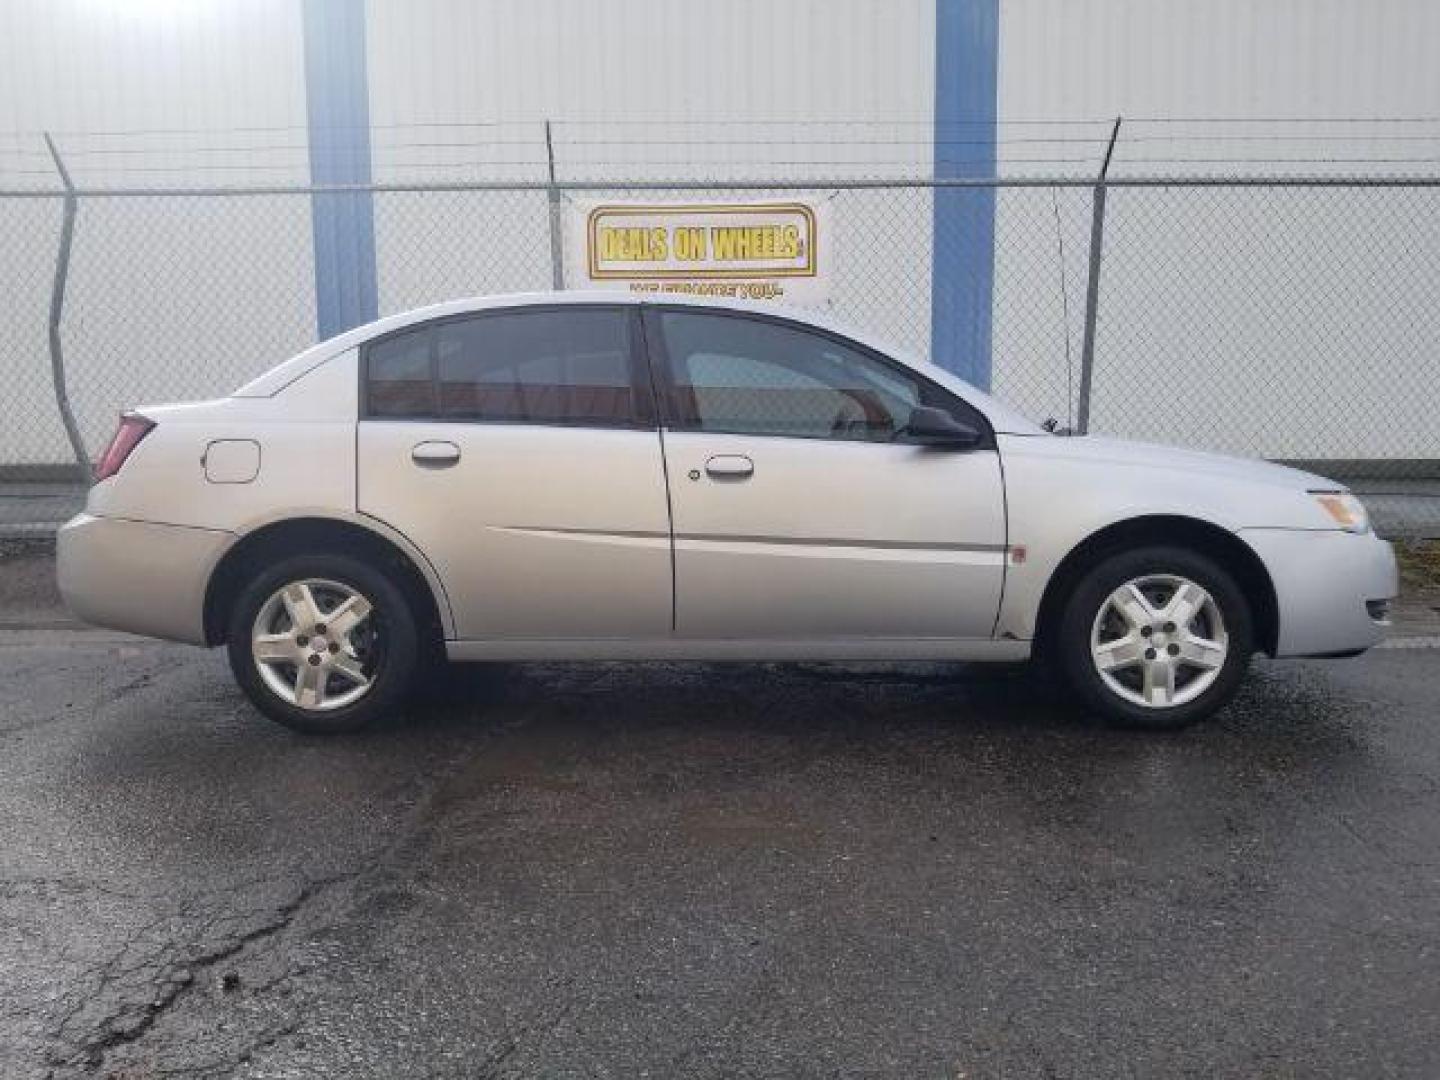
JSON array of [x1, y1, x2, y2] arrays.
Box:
[[226, 553, 418, 734], [1055, 545, 1254, 730]]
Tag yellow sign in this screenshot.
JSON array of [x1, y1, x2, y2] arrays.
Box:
[[569, 199, 830, 305]]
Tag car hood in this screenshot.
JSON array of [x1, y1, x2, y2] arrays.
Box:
[[1008, 434, 1341, 492]]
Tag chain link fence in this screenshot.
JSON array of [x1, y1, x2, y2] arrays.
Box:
[[2, 174, 1437, 537]]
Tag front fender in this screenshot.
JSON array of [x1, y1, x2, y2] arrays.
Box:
[[994, 436, 1324, 642]]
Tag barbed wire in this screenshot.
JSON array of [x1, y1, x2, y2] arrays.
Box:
[[6, 118, 1440, 189], [5, 115, 1440, 140]]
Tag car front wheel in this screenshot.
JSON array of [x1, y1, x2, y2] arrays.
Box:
[[1056, 545, 1254, 729], [226, 553, 419, 734]]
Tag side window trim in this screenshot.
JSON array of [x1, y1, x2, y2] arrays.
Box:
[[360, 304, 658, 430], [623, 306, 658, 428], [641, 304, 995, 448], [639, 306, 686, 432]]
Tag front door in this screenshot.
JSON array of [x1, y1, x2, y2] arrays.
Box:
[[357, 304, 672, 641], [646, 307, 1007, 642]]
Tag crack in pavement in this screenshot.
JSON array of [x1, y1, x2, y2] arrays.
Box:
[[45, 875, 347, 1076], [0, 652, 176, 743], [471, 976, 579, 1080], [39, 706, 519, 1079]]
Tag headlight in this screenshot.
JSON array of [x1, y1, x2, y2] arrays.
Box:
[[1311, 490, 1371, 533]]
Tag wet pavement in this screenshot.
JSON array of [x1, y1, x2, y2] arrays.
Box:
[[2, 591, 1439, 1076]]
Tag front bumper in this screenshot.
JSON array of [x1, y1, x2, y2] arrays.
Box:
[[1240, 527, 1398, 657], [57, 513, 234, 645]]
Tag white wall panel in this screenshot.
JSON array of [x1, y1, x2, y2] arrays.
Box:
[[995, 0, 1440, 458], [1001, 0, 1440, 126], [366, 0, 932, 131], [0, 0, 311, 186], [364, 0, 937, 355], [4, 0, 1439, 469], [0, 0, 316, 465]]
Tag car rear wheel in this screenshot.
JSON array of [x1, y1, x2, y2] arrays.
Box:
[[1056, 545, 1253, 729], [226, 553, 418, 734]]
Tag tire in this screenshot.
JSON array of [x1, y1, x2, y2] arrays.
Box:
[[1054, 545, 1254, 730], [226, 552, 419, 734]]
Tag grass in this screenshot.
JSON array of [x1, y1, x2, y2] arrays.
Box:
[[0, 537, 55, 560], [1395, 538, 1440, 601]]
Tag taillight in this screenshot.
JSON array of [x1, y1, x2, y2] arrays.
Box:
[[94, 413, 155, 482]]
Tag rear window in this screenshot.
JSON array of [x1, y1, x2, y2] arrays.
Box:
[[365, 307, 641, 428]]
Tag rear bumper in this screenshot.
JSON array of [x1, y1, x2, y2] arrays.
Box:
[[1240, 527, 1398, 658], [57, 513, 234, 645]]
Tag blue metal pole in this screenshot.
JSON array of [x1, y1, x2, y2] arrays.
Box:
[[931, 0, 999, 388], [302, 0, 378, 340]]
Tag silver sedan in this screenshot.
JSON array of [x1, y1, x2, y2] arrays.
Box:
[[58, 294, 1397, 733]]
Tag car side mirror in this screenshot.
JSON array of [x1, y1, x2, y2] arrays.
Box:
[[901, 405, 983, 449]]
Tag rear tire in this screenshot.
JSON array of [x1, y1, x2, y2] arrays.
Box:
[[226, 553, 418, 734], [1055, 545, 1253, 730]]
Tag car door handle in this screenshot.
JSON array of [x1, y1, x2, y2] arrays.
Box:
[[704, 454, 754, 480], [411, 441, 461, 468]]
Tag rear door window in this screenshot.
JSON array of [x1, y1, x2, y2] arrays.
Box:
[[365, 307, 644, 428]]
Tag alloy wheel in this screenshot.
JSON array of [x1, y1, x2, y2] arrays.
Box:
[[250, 578, 381, 711], [1089, 573, 1229, 709]]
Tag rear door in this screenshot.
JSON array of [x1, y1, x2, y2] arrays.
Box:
[[646, 306, 1007, 642], [357, 304, 672, 641]]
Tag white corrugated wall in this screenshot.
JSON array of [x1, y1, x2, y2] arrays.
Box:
[[3, 0, 1440, 466], [996, 0, 1440, 457], [0, 0, 316, 465], [363, 0, 937, 359]]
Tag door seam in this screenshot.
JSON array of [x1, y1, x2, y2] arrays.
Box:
[[634, 306, 679, 633]]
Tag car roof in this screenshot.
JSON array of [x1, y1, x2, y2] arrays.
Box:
[[233, 291, 1042, 435]]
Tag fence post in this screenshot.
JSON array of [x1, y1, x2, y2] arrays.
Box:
[[545, 120, 565, 290], [1075, 116, 1122, 435], [43, 133, 90, 483]]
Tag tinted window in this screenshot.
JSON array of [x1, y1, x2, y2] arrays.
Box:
[[367, 328, 434, 418], [366, 308, 641, 427], [659, 310, 975, 442], [437, 309, 637, 425]]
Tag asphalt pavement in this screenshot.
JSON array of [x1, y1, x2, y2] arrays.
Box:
[[3, 549, 1439, 1078]]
